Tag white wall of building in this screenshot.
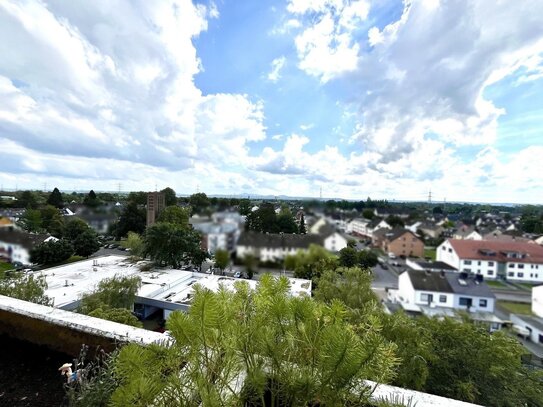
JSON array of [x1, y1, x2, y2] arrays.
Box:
[[452, 294, 495, 313], [505, 262, 543, 283], [323, 233, 347, 252], [533, 285, 543, 318], [436, 240, 461, 270], [458, 259, 498, 279], [0, 242, 30, 264]]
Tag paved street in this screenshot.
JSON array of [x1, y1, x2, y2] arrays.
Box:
[[371, 263, 399, 289]]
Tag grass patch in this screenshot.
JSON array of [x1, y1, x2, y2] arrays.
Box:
[[498, 301, 532, 315], [516, 283, 536, 290], [486, 280, 508, 289], [0, 262, 14, 273], [424, 247, 436, 261]]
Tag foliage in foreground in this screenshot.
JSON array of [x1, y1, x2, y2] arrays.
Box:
[[79, 275, 142, 327], [108, 275, 397, 406], [0, 271, 51, 305]]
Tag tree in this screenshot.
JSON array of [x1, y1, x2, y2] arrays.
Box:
[[40, 205, 64, 237], [160, 187, 177, 207], [79, 275, 141, 315], [339, 246, 358, 267], [17, 190, 39, 209], [64, 218, 90, 242], [362, 208, 375, 220], [358, 250, 378, 268], [88, 307, 142, 328], [347, 238, 357, 248], [144, 223, 205, 268], [156, 206, 190, 227], [30, 239, 73, 265], [188, 192, 210, 214], [83, 190, 100, 207], [0, 271, 52, 305], [238, 199, 251, 215], [243, 253, 258, 279], [73, 229, 100, 257], [290, 244, 338, 280], [386, 215, 405, 228], [214, 249, 229, 272], [47, 187, 64, 208], [115, 201, 146, 239], [420, 316, 543, 406], [276, 208, 298, 234], [125, 232, 144, 257], [245, 202, 279, 233], [101, 276, 397, 406], [127, 191, 147, 205], [18, 208, 42, 232], [298, 212, 306, 234]]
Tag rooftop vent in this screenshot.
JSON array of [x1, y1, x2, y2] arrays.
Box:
[[458, 279, 467, 286]]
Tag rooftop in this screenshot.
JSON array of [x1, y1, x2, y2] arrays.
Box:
[[448, 239, 543, 264], [406, 269, 495, 298]]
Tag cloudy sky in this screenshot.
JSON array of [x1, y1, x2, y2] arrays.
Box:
[[1, 0, 542, 203]]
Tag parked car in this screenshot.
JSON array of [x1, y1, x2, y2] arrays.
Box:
[[381, 263, 389, 270], [233, 271, 241, 278], [388, 252, 396, 259]]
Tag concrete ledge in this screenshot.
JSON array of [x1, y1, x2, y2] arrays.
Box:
[[0, 295, 167, 355]]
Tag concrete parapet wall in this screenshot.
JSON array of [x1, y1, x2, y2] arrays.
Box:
[[0, 295, 166, 356]]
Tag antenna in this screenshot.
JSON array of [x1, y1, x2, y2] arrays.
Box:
[[428, 189, 432, 204], [320, 186, 322, 200]]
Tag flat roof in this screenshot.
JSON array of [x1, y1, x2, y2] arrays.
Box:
[[40, 256, 140, 308], [40, 256, 312, 309]]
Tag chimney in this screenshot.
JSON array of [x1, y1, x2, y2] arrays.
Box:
[[440, 270, 445, 278]]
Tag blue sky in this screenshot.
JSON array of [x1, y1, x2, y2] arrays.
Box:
[[0, 0, 542, 203]]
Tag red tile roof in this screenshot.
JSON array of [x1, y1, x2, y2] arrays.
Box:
[[448, 239, 543, 264]]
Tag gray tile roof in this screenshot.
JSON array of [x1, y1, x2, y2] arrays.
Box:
[[237, 231, 324, 249], [406, 269, 495, 298]]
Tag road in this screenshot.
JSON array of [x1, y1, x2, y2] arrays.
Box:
[[371, 263, 399, 288], [91, 247, 130, 258]]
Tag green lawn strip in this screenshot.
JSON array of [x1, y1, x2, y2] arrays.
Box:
[[497, 301, 533, 315]]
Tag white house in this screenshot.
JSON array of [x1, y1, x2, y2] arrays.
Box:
[[0, 229, 57, 265], [453, 226, 482, 241], [510, 285, 543, 345], [346, 218, 371, 236], [192, 221, 240, 254], [236, 231, 346, 263], [390, 269, 500, 330], [437, 239, 543, 282]]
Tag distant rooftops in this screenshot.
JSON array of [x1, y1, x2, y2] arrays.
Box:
[[0, 229, 53, 251], [237, 231, 326, 249]]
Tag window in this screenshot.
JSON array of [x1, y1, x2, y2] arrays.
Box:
[[448, 248, 452, 253], [421, 293, 433, 303], [464, 260, 472, 265], [518, 264, 524, 269], [479, 299, 487, 307], [488, 261, 494, 267], [459, 297, 473, 307], [463, 268, 471, 273], [442, 246, 446, 250], [508, 272, 514, 277], [508, 263, 514, 268], [518, 272, 524, 278], [439, 295, 447, 303], [487, 270, 493, 276], [478, 261, 481, 266]]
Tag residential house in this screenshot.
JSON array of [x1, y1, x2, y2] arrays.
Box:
[[0, 229, 57, 265], [236, 231, 347, 262], [389, 269, 501, 331], [453, 226, 482, 240], [378, 229, 424, 258], [437, 239, 543, 282], [346, 218, 371, 236], [417, 221, 444, 239], [406, 258, 457, 273], [192, 222, 240, 254], [510, 285, 543, 345]]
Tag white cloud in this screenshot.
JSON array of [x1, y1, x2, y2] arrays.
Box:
[[288, 0, 370, 82], [267, 56, 286, 82]]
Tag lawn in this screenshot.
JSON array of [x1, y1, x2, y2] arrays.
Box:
[[497, 301, 532, 315], [424, 247, 436, 261], [485, 280, 508, 289], [516, 283, 536, 290], [0, 262, 14, 273]]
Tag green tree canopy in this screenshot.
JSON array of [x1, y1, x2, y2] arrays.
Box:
[[46, 187, 64, 208], [64, 217, 90, 242], [160, 187, 177, 207], [237, 199, 251, 215], [30, 239, 73, 265], [188, 192, 210, 214], [144, 222, 206, 268], [298, 213, 307, 234], [0, 271, 51, 305], [362, 208, 375, 220], [358, 250, 378, 268], [79, 275, 141, 315], [40, 205, 64, 237], [115, 201, 146, 239], [18, 208, 42, 232], [287, 244, 338, 280], [339, 246, 358, 267], [105, 275, 397, 406], [156, 205, 190, 227], [213, 249, 229, 271], [125, 232, 144, 257], [83, 190, 100, 207], [88, 307, 142, 328], [73, 229, 100, 257]]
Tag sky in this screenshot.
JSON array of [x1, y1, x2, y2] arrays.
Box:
[[0, 0, 542, 203]]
